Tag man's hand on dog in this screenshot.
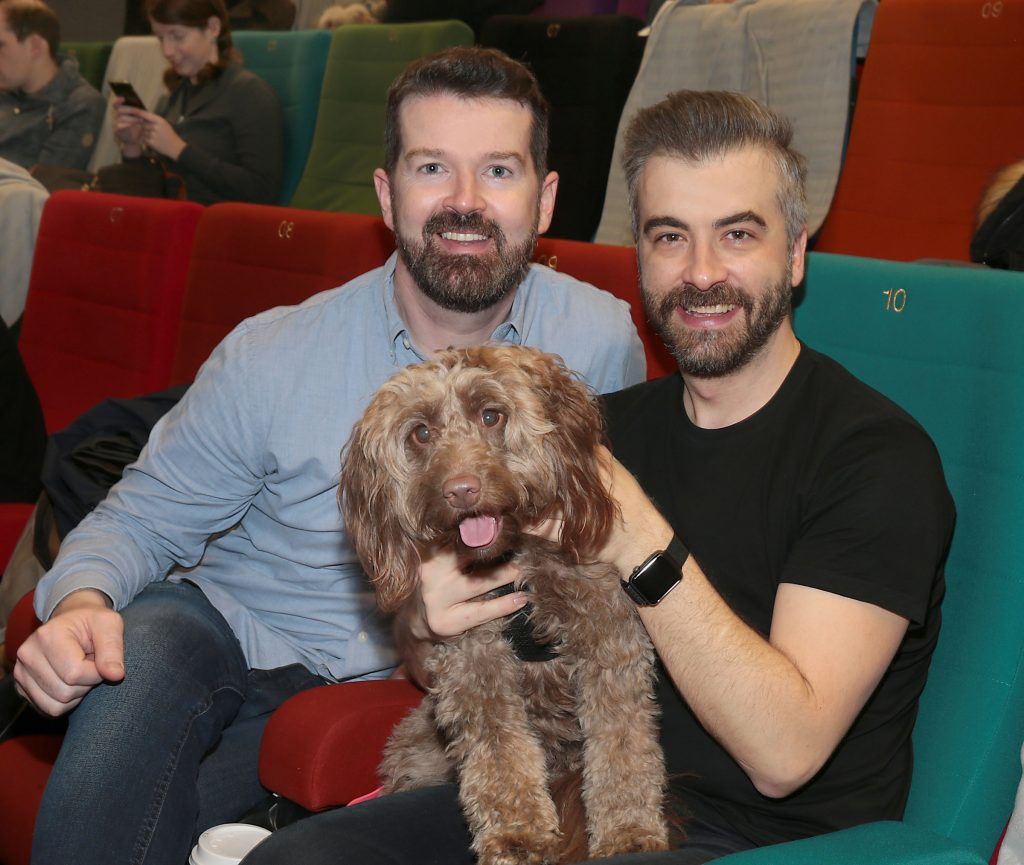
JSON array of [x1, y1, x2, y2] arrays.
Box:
[[397, 548, 528, 687], [14, 588, 125, 717], [415, 547, 528, 641]]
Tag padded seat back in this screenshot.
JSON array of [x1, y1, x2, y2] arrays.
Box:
[[533, 235, 674, 379], [814, 0, 1024, 262], [171, 204, 395, 383], [233, 30, 332, 205], [19, 191, 202, 432], [62, 41, 113, 91], [795, 254, 1024, 858], [289, 20, 474, 214], [88, 36, 168, 173], [481, 14, 644, 242], [596, 0, 870, 246]]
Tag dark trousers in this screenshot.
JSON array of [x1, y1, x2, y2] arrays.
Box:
[[241, 783, 757, 865], [32, 581, 325, 865]]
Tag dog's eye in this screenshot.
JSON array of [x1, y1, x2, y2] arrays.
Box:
[[480, 409, 505, 428], [411, 424, 432, 445]]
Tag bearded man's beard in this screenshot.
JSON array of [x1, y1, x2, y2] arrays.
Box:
[[395, 210, 538, 314], [642, 262, 793, 378]]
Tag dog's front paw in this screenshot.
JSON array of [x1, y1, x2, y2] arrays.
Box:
[[589, 825, 670, 859], [475, 828, 563, 865]]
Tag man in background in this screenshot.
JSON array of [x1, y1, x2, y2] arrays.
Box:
[[0, 0, 104, 171]]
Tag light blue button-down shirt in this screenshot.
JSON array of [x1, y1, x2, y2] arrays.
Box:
[[36, 253, 646, 681]]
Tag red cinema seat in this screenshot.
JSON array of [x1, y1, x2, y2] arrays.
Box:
[[170, 204, 396, 384], [814, 0, 1024, 262], [534, 236, 674, 380], [18, 191, 202, 434], [259, 679, 423, 813], [2, 191, 201, 589]]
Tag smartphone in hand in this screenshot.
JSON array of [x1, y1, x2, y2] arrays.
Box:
[[109, 80, 146, 111]]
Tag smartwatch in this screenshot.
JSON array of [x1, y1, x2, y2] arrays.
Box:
[[621, 535, 689, 606]]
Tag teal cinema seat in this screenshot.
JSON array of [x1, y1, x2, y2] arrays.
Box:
[[288, 20, 474, 215], [716, 254, 1024, 864], [233, 30, 331, 205]]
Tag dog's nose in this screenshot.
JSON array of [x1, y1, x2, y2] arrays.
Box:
[[443, 474, 481, 509]]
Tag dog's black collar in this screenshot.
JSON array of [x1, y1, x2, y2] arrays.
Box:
[[492, 582, 560, 663]]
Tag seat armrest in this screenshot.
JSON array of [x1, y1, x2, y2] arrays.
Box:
[[716, 821, 987, 865], [258, 678, 423, 812]]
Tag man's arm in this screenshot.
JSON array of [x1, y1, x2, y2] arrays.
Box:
[[21, 323, 269, 713], [33, 323, 269, 621], [602, 451, 910, 798]]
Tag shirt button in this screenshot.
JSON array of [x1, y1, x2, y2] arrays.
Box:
[[402, 338, 411, 350], [357, 631, 368, 642]]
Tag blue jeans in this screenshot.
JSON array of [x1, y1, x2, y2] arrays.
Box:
[[31, 581, 325, 865], [241, 784, 757, 865]]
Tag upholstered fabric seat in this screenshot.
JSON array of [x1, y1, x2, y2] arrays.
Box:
[[288, 20, 474, 215], [233, 31, 332, 206], [813, 0, 1024, 261]]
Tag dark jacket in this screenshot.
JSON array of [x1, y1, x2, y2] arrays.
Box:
[[0, 55, 105, 171], [156, 63, 283, 205], [0, 318, 46, 503]]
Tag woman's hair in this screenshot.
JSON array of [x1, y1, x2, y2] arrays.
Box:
[[146, 0, 239, 87]]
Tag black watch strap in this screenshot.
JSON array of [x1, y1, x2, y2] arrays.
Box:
[[621, 534, 689, 606]]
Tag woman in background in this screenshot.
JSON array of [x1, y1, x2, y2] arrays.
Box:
[[114, 0, 282, 204]]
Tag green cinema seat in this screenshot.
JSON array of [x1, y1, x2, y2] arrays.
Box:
[[289, 20, 474, 215], [715, 254, 1024, 865], [62, 40, 113, 91], [234, 29, 331, 205]]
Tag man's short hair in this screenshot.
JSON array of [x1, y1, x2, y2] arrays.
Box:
[[384, 46, 550, 180], [0, 0, 59, 59], [622, 90, 808, 246]]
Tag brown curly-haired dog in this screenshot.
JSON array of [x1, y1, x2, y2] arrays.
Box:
[[340, 345, 669, 865]]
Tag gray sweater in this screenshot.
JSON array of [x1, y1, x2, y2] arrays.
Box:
[[0, 55, 105, 170]]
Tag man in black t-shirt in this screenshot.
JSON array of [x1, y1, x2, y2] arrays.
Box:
[[586, 90, 953, 857]]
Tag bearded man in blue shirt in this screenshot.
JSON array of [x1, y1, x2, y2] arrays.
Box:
[[13, 46, 645, 865]]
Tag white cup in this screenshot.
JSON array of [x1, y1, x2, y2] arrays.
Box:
[[188, 823, 272, 865]]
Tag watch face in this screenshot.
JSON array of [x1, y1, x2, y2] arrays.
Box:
[[629, 552, 682, 605]]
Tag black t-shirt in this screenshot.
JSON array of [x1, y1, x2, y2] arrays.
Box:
[[603, 345, 955, 847]]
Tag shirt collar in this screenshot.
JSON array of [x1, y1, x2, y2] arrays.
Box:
[[381, 251, 531, 361]]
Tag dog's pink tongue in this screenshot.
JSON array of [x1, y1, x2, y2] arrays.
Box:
[[459, 515, 498, 548]]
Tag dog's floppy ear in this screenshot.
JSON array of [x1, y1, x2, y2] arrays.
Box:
[[527, 351, 618, 562], [340, 403, 422, 613]]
